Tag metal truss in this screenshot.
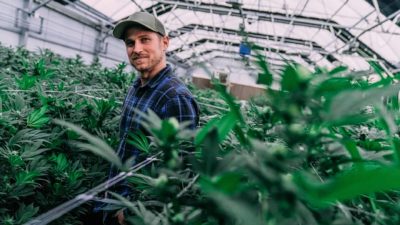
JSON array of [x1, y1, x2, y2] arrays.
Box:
[[169, 23, 337, 63], [141, 0, 397, 69], [166, 38, 316, 70]]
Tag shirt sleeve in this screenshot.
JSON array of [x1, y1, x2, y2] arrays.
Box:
[[160, 95, 199, 129]]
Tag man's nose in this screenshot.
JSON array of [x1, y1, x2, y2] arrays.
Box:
[[133, 42, 143, 53]]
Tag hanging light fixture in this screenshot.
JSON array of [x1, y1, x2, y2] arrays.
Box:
[[226, 0, 250, 57]]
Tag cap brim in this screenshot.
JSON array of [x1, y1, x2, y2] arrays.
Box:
[[113, 21, 160, 40], [113, 21, 139, 39]]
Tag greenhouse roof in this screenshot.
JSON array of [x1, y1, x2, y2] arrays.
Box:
[[78, 0, 400, 73]]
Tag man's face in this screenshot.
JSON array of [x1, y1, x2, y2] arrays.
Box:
[[124, 27, 169, 78]]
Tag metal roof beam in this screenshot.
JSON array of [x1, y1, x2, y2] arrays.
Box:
[[172, 23, 325, 51], [176, 49, 298, 65], [167, 38, 316, 66], [191, 55, 285, 72], [143, 0, 399, 33], [168, 31, 335, 64], [141, 0, 396, 68]]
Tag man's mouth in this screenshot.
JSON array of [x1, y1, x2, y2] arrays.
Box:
[[133, 56, 147, 61]]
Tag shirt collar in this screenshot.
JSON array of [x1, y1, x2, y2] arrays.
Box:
[[133, 64, 171, 89]]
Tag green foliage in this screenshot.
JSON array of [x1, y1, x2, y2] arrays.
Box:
[[15, 73, 36, 90], [27, 106, 50, 128], [102, 54, 400, 225], [295, 166, 400, 204], [0, 44, 133, 224], [127, 131, 150, 153], [4, 41, 400, 225], [54, 119, 123, 170], [255, 49, 273, 86]]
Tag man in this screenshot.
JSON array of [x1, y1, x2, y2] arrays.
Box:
[[105, 12, 199, 224], [114, 12, 199, 159]]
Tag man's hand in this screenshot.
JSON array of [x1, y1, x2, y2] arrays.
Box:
[[116, 209, 126, 225]]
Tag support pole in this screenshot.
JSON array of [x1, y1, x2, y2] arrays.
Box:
[[18, 0, 32, 47], [94, 21, 108, 60]]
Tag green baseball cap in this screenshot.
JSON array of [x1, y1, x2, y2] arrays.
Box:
[[113, 12, 166, 39]]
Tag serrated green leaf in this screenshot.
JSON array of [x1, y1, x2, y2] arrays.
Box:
[[15, 203, 39, 224], [54, 119, 123, 169], [127, 131, 150, 153], [27, 106, 50, 128]]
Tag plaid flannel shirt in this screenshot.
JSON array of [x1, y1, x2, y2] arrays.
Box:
[[117, 64, 199, 160], [98, 64, 199, 222]]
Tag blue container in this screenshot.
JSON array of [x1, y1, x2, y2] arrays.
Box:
[[239, 42, 251, 56]]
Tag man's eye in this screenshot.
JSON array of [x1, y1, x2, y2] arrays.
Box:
[[142, 38, 150, 42]]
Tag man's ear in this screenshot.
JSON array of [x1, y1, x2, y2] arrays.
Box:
[[162, 36, 169, 51]]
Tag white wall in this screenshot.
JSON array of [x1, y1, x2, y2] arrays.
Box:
[[0, 0, 191, 75], [0, 0, 128, 69], [0, 29, 20, 47]]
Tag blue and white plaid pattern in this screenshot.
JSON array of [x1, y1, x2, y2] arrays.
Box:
[[98, 64, 199, 222], [117, 64, 199, 160]]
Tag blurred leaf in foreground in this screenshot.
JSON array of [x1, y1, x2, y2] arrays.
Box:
[[295, 166, 400, 205], [54, 119, 123, 169]]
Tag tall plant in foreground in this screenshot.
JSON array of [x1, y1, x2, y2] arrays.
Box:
[[97, 55, 400, 225], [5, 43, 400, 225], [0, 44, 133, 225]]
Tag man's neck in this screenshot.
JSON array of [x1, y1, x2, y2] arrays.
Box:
[[140, 74, 151, 87], [139, 63, 167, 86]]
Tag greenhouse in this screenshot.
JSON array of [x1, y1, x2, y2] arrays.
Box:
[[1, 0, 400, 224]]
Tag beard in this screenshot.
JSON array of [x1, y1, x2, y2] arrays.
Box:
[[131, 54, 163, 75]]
